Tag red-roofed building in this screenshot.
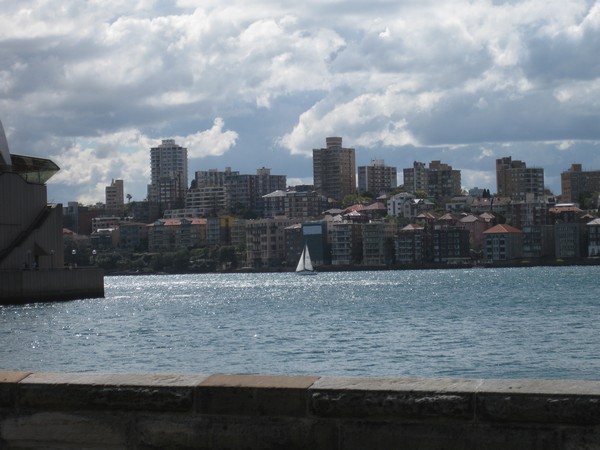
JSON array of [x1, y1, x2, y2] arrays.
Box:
[[483, 224, 523, 261], [147, 218, 207, 252]]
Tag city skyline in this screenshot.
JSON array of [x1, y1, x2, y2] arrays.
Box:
[[1, 1, 600, 204]]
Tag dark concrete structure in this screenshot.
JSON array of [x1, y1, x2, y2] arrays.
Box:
[[0, 120, 103, 304], [2, 371, 600, 449]]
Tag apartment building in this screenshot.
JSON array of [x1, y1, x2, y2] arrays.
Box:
[[362, 221, 396, 266], [105, 179, 124, 213], [185, 186, 228, 216], [330, 221, 363, 265], [245, 217, 298, 268], [483, 224, 524, 261], [147, 218, 207, 252], [587, 218, 600, 257], [561, 164, 600, 203], [358, 159, 397, 195], [496, 156, 544, 200], [147, 139, 188, 218], [403, 160, 461, 200], [313, 137, 356, 203], [395, 224, 429, 265]]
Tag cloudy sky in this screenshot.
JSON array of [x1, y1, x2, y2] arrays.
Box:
[[1, 0, 600, 204]]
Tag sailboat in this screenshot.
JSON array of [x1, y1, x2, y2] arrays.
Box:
[[296, 244, 317, 275]]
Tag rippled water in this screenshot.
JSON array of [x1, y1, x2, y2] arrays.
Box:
[[1, 266, 599, 380]]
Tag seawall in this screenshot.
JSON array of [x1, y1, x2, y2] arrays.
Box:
[[0, 268, 104, 304], [2, 371, 600, 449]]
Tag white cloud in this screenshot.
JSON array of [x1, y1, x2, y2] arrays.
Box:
[[182, 118, 238, 158], [2, 0, 600, 204]]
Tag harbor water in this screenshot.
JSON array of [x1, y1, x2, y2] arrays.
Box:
[[1, 265, 599, 380]]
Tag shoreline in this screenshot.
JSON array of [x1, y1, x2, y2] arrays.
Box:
[[103, 257, 600, 276]]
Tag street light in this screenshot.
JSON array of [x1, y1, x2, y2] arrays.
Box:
[[71, 249, 77, 268]]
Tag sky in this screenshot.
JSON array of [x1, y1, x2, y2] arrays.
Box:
[[1, 0, 600, 205]]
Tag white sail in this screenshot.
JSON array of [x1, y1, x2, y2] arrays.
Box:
[[296, 245, 315, 273], [295, 247, 306, 272], [303, 246, 314, 271]]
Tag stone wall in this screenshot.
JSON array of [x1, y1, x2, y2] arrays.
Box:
[[0, 268, 104, 304], [1, 371, 600, 449]]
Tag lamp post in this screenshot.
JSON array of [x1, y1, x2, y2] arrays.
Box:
[[71, 249, 77, 268], [92, 249, 97, 266]]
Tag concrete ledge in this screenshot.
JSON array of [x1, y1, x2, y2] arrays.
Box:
[[0, 268, 104, 304], [3, 371, 600, 449]]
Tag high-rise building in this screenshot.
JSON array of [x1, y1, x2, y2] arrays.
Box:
[[105, 179, 124, 212], [496, 156, 544, 200], [358, 159, 397, 195], [403, 160, 461, 200], [313, 137, 356, 203], [147, 139, 188, 216], [560, 164, 600, 203], [195, 167, 286, 216]]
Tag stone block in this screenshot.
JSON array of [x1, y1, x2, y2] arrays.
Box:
[[197, 374, 319, 417], [339, 421, 561, 450], [0, 371, 31, 407], [1, 411, 128, 449], [18, 372, 209, 412], [477, 380, 600, 425], [309, 377, 476, 420], [136, 414, 336, 450]]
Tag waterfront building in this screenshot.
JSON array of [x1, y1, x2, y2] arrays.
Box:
[[358, 159, 397, 195], [561, 164, 600, 203], [330, 221, 363, 265], [521, 224, 555, 259], [395, 224, 429, 265], [147, 139, 188, 219], [432, 227, 471, 263], [362, 221, 396, 266], [245, 217, 298, 268], [105, 179, 124, 213], [403, 160, 461, 200], [458, 213, 495, 251], [496, 156, 545, 200], [586, 218, 600, 257], [483, 224, 524, 261], [554, 222, 586, 259], [147, 218, 207, 252], [115, 222, 149, 251], [284, 223, 303, 268], [302, 222, 328, 266], [313, 137, 356, 203], [549, 204, 588, 259]]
